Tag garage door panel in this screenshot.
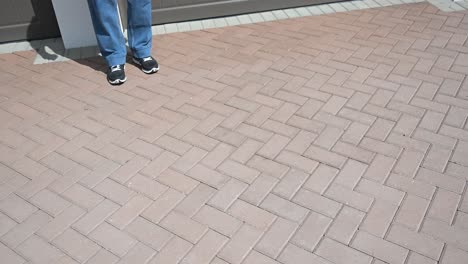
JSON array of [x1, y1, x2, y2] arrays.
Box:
[[152, 0, 340, 25], [155, 0, 229, 9], [0, 0, 35, 26], [0, 0, 59, 43]]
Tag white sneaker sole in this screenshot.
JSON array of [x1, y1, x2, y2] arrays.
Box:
[[108, 77, 127, 85], [133, 58, 160, 74]]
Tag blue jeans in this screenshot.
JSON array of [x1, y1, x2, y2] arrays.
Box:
[[87, 0, 152, 66]]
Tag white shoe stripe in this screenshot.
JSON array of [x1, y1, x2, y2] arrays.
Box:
[[108, 77, 127, 84]]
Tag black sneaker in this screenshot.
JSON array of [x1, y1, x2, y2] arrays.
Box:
[[133, 56, 159, 74], [107, 64, 126, 85]]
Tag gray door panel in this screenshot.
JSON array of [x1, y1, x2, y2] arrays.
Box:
[[0, 0, 60, 43], [151, 0, 340, 25]]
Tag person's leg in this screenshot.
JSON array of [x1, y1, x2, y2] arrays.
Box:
[[87, 0, 127, 66], [127, 0, 152, 59]]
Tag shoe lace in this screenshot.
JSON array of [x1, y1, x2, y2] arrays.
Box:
[[142, 57, 153, 62], [111, 65, 122, 72]]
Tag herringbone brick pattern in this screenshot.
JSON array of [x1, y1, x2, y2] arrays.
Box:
[[1, 2, 468, 264]]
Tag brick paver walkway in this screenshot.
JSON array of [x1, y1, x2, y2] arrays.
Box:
[[1, 2, 468, 264]]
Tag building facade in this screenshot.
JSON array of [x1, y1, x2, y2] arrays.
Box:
[[0, 0, 334, 43]]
